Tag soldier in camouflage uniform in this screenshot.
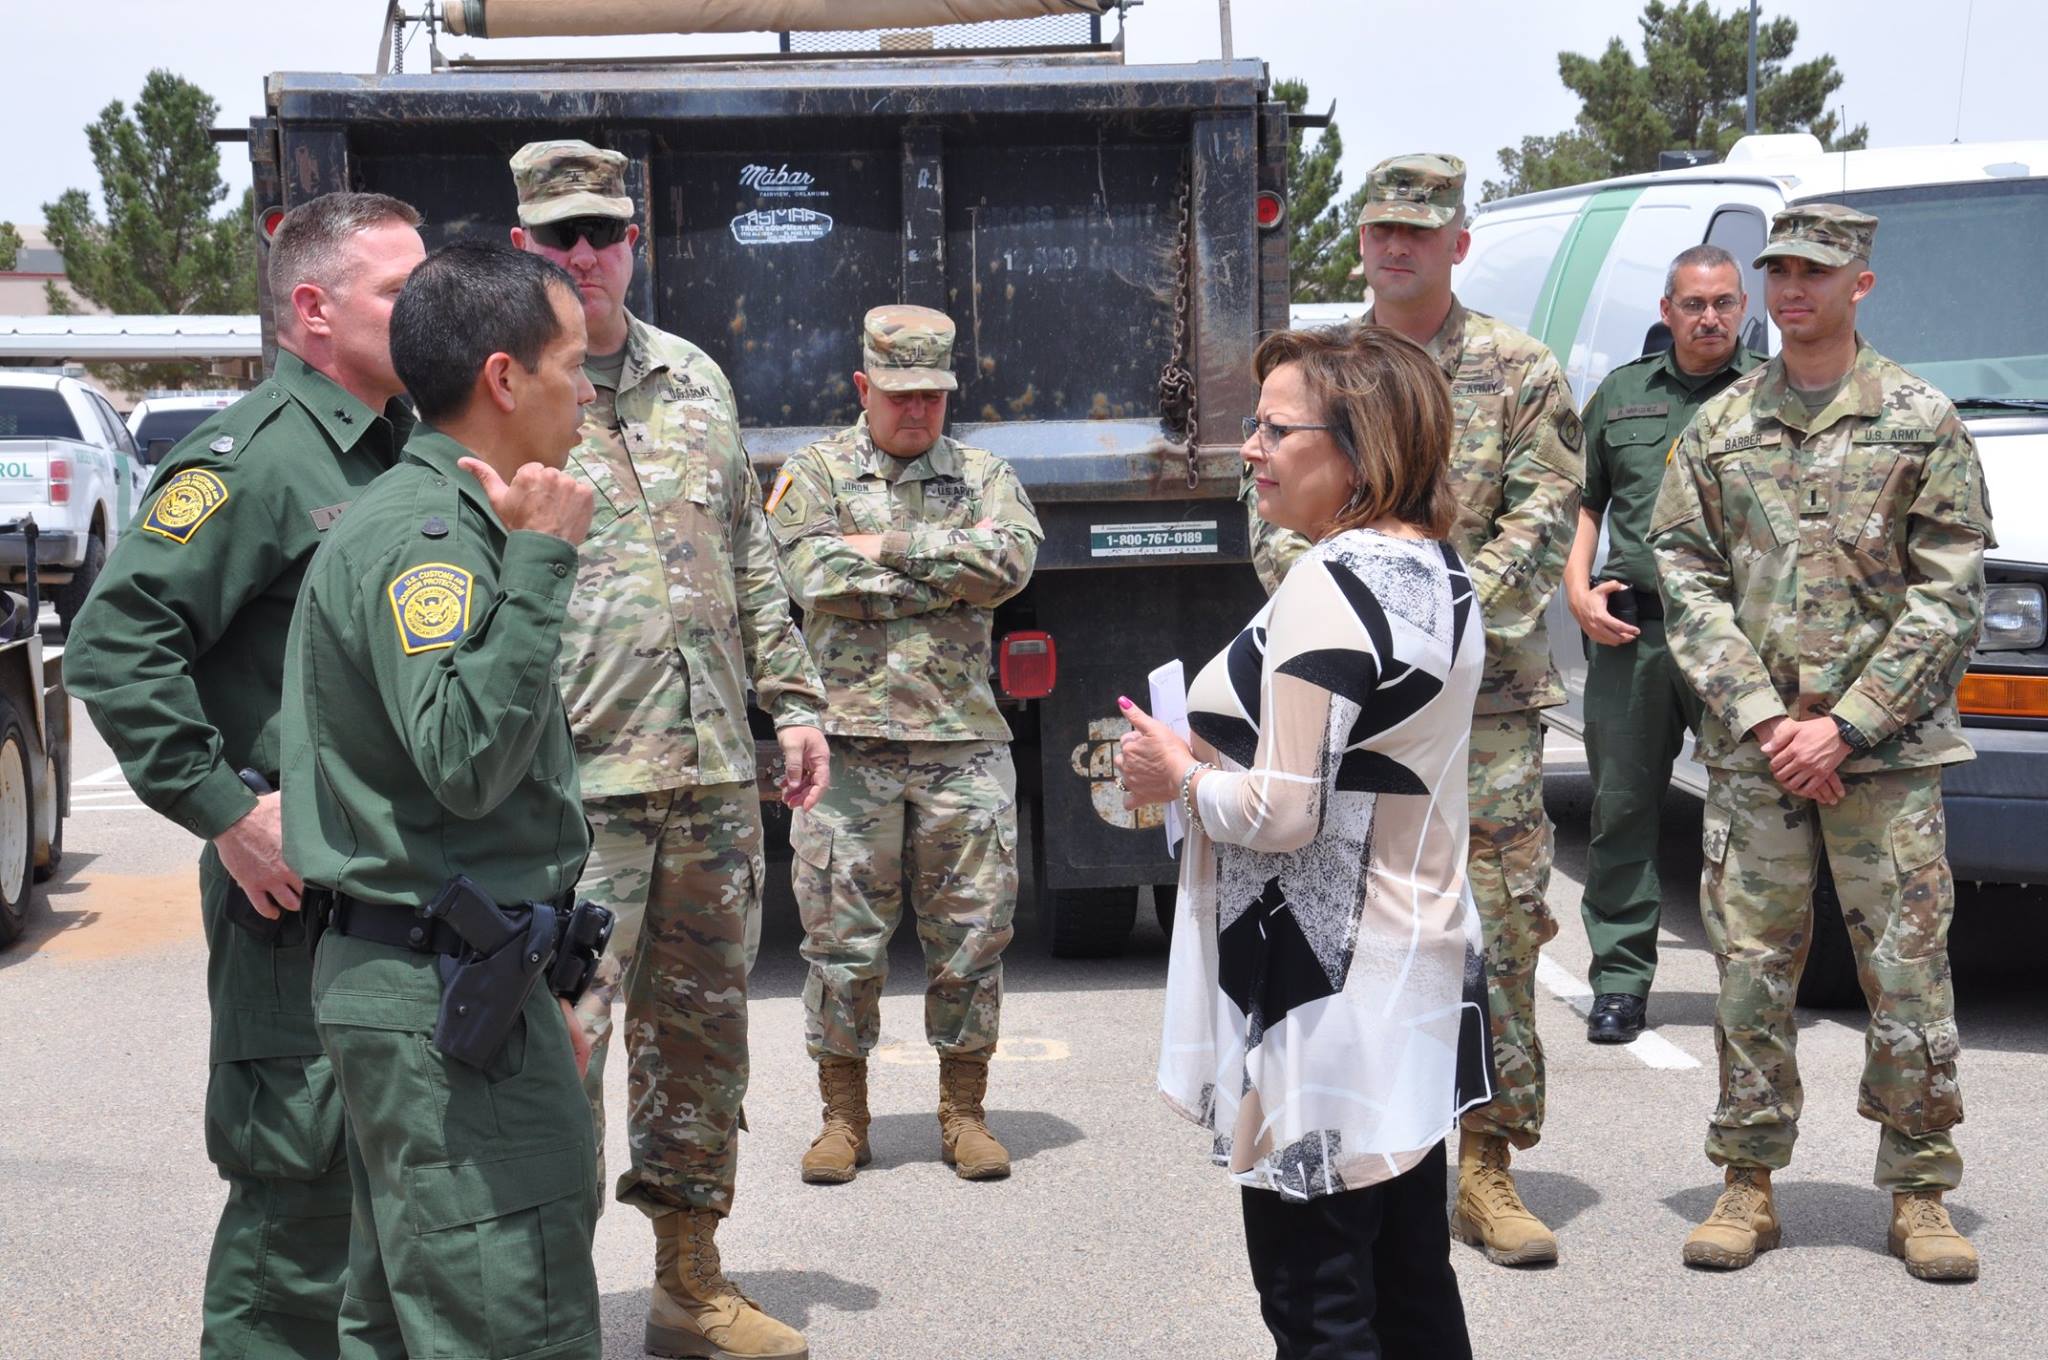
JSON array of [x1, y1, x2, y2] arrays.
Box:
[[768, 305, 1042, 1185], [1251, 155, 1584, 1266], [1652, 204, 1990, 1281], [510, 140, 829, 1360]]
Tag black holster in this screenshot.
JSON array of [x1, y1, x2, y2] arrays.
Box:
[[430, 876, 558, 1070]]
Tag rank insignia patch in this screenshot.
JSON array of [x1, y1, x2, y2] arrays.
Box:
[[142, 469, 231, 544], [387, 562, 474, 655]]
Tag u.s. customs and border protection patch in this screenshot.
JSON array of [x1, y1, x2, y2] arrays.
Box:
[[142, 469, 231, 544], [387, 562, 474, 655]]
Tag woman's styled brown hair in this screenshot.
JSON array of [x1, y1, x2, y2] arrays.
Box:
[[1251, 324, 1457, 539]]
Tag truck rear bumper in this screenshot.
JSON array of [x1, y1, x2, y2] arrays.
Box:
[[0, 527, 83, 574], [1944, 727, 2048, 883]]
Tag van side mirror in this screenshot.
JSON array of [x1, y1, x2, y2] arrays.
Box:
[[1640, 321, 1673, 358], [144, 437, 176, 465]]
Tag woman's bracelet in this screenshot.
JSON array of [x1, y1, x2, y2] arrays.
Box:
[[1179, 761, 1216, 838]]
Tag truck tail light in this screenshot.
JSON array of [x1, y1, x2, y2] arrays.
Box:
[[47, 457, 69, 506], [1255, 191, 1286, 230], [998, 630, 1056, 700], [1958, 672, 2048, 720]]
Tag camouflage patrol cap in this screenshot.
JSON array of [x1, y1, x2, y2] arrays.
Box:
[[1358, 153, 1466, 229], [861, 305, 958, 392], [509, 139, 634, 226], [1754, 203, 1877, 269]]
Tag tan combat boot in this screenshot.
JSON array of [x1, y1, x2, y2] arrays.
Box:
[[647, 1209, 808, 1359], [1682, 1167, 1781, 1270], [1451, 1132, 1558, 1265], [937, 1052, 1010, 1180], [799, 1057, 871, 1185], [1890, 1190, 1979, 1281]]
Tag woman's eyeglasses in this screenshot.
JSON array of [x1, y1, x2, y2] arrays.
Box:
[[529, 216, 631, 251], [1242, 415, 1333, 453]]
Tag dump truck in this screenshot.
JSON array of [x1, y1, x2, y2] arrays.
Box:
[[249, 1, 1290, 954]]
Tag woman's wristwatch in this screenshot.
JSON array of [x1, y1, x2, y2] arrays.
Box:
[[1179, 761, 1217, 837]]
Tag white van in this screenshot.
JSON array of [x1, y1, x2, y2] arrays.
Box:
[[1455, 135, 2048, 996]]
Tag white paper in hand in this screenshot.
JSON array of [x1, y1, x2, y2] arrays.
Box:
[[1148, 659, 1190, 854]]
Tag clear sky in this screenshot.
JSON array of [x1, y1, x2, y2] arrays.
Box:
[[4, 0, 2044, 227]]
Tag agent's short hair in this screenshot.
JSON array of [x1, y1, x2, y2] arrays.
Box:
[[1252, 324, 1457, 541], [389, 240, 577, 422], [266, 192, 421, 318], [1664, 243, 1741, 298]]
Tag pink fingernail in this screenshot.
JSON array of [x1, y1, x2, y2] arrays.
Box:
[[1117, 696, 1132, 710]]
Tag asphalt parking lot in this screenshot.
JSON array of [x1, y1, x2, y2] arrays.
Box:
[[2, 709, 2043, 1359]]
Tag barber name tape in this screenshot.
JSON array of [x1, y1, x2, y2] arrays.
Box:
[[387, 562, 474, 655], [142, 469, 231, 544]]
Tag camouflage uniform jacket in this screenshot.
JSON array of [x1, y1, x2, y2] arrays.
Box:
[[1649, 338, 1994, 773], [560, 312, 824, 797], [769, 416, 1042, 741], [1373, 299, 1583, 713]]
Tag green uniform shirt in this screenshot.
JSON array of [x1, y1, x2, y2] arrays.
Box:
[[282, 429, 589, 909], [69, 350, 411, 838], [1582, 346, 1764, 591]]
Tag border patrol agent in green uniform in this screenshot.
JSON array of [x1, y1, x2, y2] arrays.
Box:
[[67, 192, 425, 1359], [1653, 205, 1991, 1281], [283, 242, 609, 1358], [1563, 244, 1763, 1043]]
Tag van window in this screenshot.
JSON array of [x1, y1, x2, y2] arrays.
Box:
[[1816, 178, 2048, 400], [1457, 205, 1580, 331], [1704, 206, 1770, 353], [132, 407, 216, 450], [0, 388, 83, 441]]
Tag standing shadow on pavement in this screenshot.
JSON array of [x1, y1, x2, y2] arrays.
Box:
[[1661, 1179, 1983, 1253], [857, 1109, 1084, 1171], [601, 1271, 881, 1339]]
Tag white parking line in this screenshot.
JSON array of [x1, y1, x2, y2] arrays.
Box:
[[1535, 954, 1700, 1070], [76, 764, 131, 787]]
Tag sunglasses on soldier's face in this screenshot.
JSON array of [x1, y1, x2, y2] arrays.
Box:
[[529, 216, 630, 251]]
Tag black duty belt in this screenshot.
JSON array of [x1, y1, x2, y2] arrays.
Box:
[[306, 886, 573, 957]]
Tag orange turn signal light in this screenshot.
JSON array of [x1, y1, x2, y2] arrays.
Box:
[[1958, 672, 2048, 719]]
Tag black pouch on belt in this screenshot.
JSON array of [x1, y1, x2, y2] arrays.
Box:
[[430, 875, 559, 1069]]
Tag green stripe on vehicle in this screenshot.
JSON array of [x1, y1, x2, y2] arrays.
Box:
[[1527, 186, 1644, 361]]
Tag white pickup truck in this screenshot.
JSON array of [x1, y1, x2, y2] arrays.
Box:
[[0, 371, 150, 631]]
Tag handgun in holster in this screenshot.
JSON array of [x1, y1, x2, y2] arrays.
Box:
[[430, 875, 560, 1070], [222, 769, 305, 945]]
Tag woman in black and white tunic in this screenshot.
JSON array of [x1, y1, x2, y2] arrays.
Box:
[[1120, 325, 1487, 1359]]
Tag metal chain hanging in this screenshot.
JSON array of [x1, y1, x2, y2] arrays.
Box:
[[1156, 162, 1199, 489]]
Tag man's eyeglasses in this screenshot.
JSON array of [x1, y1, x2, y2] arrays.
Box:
[[1241, 415, 1333, 453], [1673, 295, 1743, 318], [529, 216, 631, 251]]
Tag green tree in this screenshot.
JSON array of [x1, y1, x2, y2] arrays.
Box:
[[42, 70, 257, 387], [0, 223, 21, 272], [1483, 2, 1868, 202], [1277, 78, 1369, 303]]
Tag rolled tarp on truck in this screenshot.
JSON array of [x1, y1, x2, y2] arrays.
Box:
[[439, 0, 1114, 39]]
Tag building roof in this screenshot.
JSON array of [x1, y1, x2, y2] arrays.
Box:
[[0, 315, 261, 360]]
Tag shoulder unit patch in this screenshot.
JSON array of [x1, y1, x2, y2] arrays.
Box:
[[386, 562, 474, 655], [142, 469, 231, 544]]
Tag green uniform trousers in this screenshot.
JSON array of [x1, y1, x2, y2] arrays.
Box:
[[1579, 619, 1704, 997], [572, 782, 762, 1219], [313, 931, 602, 1360], [197, 851, 352, 1360], [1460, 709, 1557, 1149], [791, 738, 1017, 1060], [1701, 765, 1963, 1191]]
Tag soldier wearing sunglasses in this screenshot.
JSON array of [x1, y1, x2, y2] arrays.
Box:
[[509, 139, 826, 1360]]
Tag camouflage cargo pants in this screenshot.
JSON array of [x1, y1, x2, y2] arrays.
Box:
[[1700, 765, 1963, 1191], [1460, 708, 1558, 1149], [791, 738, 1018, 1060], [573, 783, 763, 1218]]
